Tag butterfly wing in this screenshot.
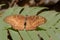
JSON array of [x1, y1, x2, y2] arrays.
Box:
[[4, 15, 25, 30], [26, 16, 46, 30]]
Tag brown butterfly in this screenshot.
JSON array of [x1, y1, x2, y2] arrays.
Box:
[[4, 14, 46, 30]]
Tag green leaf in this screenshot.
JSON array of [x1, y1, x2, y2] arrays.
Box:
[[9, 30, 22, 40], [38, 31, 50, 40], [27, 31, 40, 40], [19, 31, 32, 40], [46, 29, 60, 40], [21, 7, 47, 16], [0, 29, 7, 40]]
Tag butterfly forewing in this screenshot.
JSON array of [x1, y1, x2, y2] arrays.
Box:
[[26, 16, 46, 30], [4, 15, 25, 30]]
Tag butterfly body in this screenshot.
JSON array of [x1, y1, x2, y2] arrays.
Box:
[[4, 15, 46, 30]]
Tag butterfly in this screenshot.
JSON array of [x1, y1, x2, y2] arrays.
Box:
[[4, 14, 46, 30]]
